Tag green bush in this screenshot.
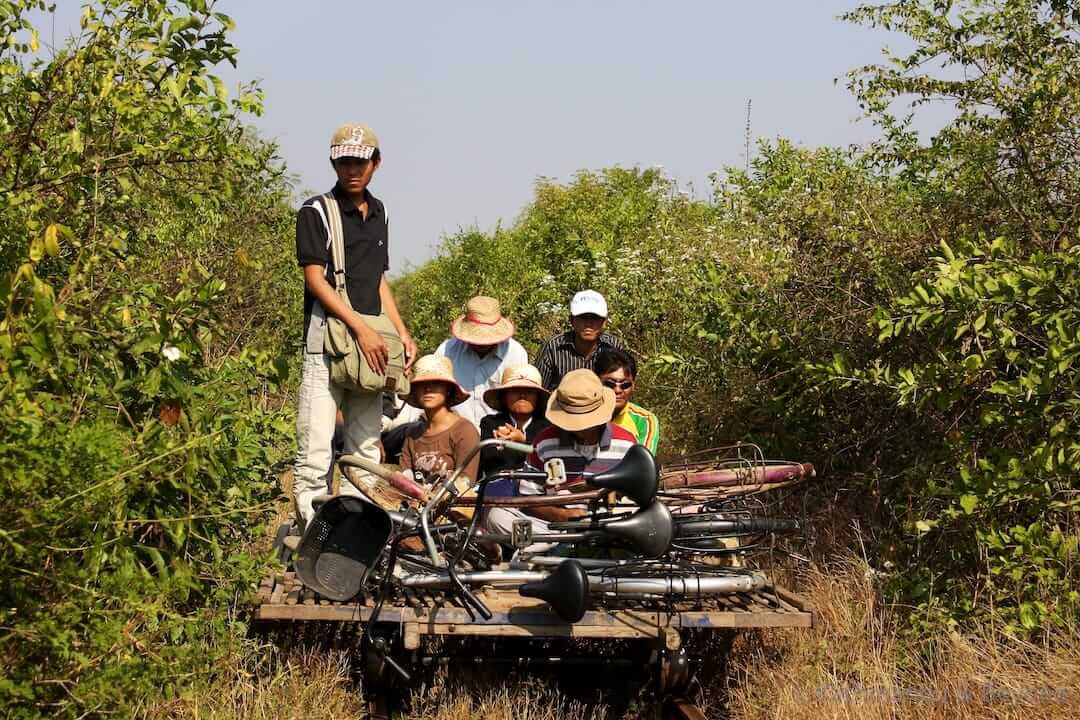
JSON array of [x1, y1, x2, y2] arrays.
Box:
[[1, 2, 298, 716], [396, 0, 1080, 638]]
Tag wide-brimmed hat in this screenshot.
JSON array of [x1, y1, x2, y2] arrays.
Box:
[[404, 355, 470, 408], [450, 296, 515, 346], [482, 365, 550, 411], [546, 369, 616, 432], [330, 123, 380, 160]]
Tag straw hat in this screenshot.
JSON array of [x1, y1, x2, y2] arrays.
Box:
[[450, 296, 515, 345], [545, 369, 616, 432], [404, 355, 471, 408], [482, 365, 550, 411]]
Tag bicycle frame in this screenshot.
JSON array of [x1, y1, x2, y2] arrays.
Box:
[[417, 438, 535, 565]]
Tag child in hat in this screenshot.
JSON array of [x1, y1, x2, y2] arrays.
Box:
[[478, 365, 551, 479], [398, 354, 481, 487]]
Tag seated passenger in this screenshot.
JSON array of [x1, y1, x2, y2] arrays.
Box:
[[398, 355, 480, 488], [483, 369, 637, 549], [390, 296, 528, 430], [595, 349, 660, 455], [534, 290, 625, 390], [478, 365, 551, 480]]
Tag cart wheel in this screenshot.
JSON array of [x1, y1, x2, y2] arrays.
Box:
[[658, 646, 691, 693]]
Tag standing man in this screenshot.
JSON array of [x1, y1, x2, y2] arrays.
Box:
[[293, 123, 417, 528], [534, 289, 624, 390]]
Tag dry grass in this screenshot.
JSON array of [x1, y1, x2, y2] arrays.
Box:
[[139, 645, 366, 720], [402, 669, 615, 720], [726, 558, 1080, 720]]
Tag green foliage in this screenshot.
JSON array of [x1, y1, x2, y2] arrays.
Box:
[[827, 0, 1080, 635], [398, 0, 1080, 639], [844, 0, 1080, 249], [825, 237, 1080, 633], [0, 2, 299, 716]]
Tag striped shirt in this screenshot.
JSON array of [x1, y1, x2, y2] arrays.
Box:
[[521, 423, 638, 496], [534, 331, 625, 390], [613, 402, 660, 455]]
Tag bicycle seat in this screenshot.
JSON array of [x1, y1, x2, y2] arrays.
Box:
[[602, 500, 674, 558], [585, 445, 658, 507], [295, 496, 392, 601], [519, 559, 589, 623]]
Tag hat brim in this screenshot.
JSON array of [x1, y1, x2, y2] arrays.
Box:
[[482, 380, 550, 412], [451, 316, 515, 346], [545, 387, 616, 432], [405, 376, 471, 409], [330, 144, 377, 160]]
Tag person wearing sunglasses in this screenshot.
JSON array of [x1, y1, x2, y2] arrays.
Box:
[[595, 348, 660, 455]]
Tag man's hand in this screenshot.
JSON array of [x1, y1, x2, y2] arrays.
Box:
[[493, 424, 526, 444], [350, 315, 388, 374], [400, 330, 418, 371]]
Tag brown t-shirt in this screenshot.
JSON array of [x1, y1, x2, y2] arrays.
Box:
[[400, 414, 481, 486]]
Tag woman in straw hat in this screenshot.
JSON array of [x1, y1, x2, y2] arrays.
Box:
[[478, 365, 551, 479], [398, 354, 481, 487]]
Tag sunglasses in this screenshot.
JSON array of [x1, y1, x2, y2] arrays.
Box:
[[602, 379, 633, 391]]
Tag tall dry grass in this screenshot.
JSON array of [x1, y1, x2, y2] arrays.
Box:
[[402, 669, 615, 720], [138, 645, 365, 720], [726, 558, 1080, 720]]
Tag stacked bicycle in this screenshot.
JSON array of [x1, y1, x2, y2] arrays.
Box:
[[282, 438, 813, 682]]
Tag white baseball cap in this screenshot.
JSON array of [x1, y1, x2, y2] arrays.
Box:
[[570, 289, 608, 318]]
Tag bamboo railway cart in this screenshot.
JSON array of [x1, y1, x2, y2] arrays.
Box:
[[252, 441, 815, 699], [254, 551, 812, 698]]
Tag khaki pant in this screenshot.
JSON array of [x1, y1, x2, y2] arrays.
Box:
[[482, 507, 557, 555], [293, 352, 382, 526]]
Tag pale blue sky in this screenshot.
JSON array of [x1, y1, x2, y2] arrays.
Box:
[[45, 1, 919, 273]]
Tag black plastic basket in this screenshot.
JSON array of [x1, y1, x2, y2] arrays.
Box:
[[294, 495, 392, 601]]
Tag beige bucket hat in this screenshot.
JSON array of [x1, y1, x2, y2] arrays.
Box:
[[450, 296, 515, 346], [545, 369, 616, 432], [404, 354, 470, 408], [482, 364, 550, 411]]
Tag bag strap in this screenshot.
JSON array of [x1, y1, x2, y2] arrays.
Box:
[[321, 192, 348, 295]]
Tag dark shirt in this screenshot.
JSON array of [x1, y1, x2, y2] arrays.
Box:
[[296, 183, 389, 345], [534, 331, 625, 390], [478, 411, 551, 478]]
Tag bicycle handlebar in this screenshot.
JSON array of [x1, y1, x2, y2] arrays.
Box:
[[419, 438, 535, 565]]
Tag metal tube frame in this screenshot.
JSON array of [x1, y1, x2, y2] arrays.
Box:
[[418, 438, 534, 565]]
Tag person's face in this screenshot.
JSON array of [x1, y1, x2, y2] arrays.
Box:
[[415, 381, 451, 411], [571, 313, 606, 343], [571, 425, 605, 445], [468, 343, 496, 357], [333, 156, 379, 195], [599, 366, 634, 413], [503, 388, 538, 416]]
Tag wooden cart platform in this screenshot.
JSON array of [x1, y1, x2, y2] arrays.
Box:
[[254, 569, 813, 647]]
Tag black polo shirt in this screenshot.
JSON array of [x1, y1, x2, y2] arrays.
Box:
[[296, 183, 389, 344]]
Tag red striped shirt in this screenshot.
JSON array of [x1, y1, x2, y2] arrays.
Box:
[[521, 423, 638, 495]]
